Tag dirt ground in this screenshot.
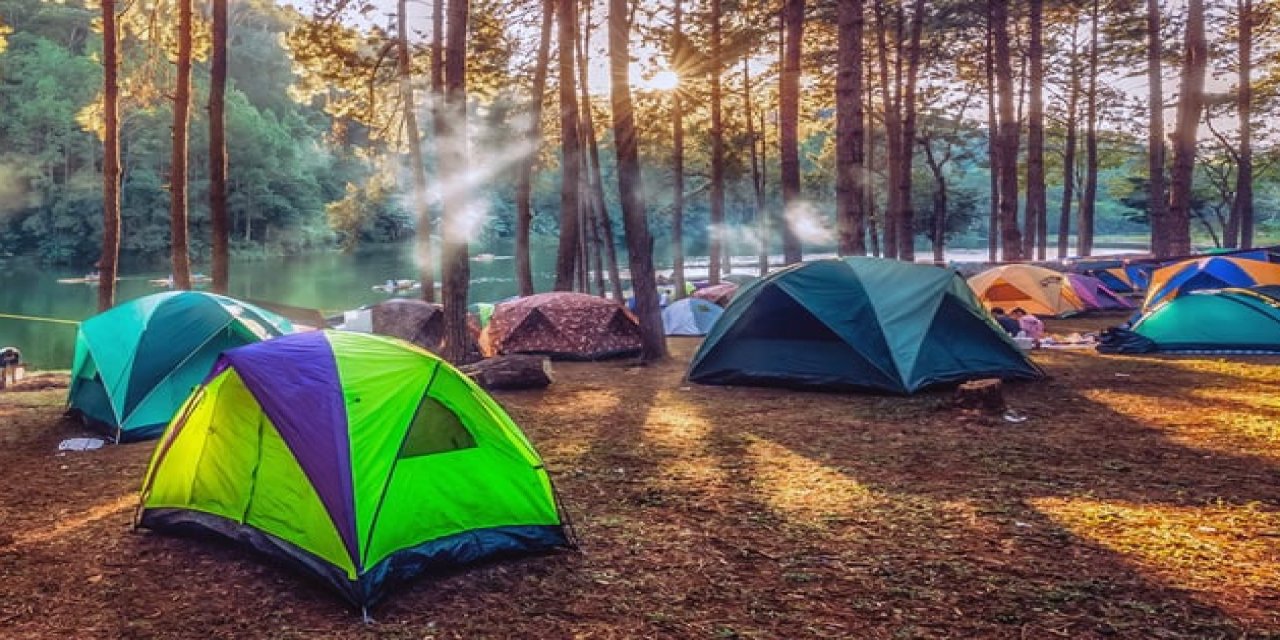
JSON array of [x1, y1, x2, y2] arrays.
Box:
[[2, 315, 1279, 639]]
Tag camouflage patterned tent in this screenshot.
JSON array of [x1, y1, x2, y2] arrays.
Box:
[[692, 283, 738, 307], [371, 299, 444, 351], [479, 292, 642, 360]]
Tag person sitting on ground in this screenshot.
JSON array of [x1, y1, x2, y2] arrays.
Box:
[[990, 307, 1021, 336], [0, 347, 21, 390], [1010, 307, 1045, 340]]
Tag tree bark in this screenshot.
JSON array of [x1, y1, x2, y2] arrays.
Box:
[[398, 0, 434, 303], [209, 0, 229, 294], [169, 0, 193, 290], [98, 0, 121, 312], [778, 0, 804, 264], [440, 0, 475, 364], [757, 107, 770, 274], [708, 0, 724, 283], [873, 0, 899, 259], [992, 0, 1022, 262], [554, 0, 582, 291], [514, 0, 553, 296], [835, 0, 866, 257], [1146, 0, 1168, 256], [574, 5, 608, 297], [671, 0, 686, 297], [608, 0, 667, 361], [1232, 0, 1254, 249], [922, 139, 947, 263], [895, 0, 926, 262], [1058, 20, 1080, 259], [1167, 0, 1205, 257], [1079, 0, 1100, 257], [1026, 0, 1046, 261], [428, 0, 444, 299], [985, 10, 999, 263]]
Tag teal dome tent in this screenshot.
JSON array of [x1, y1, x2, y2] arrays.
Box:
[[688, 258, 1043, 393], [68, 291, 293, 441]]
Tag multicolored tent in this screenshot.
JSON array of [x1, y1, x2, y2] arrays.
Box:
[[137, 331, 569, 609], [692, 283, 738, 307], [662, 298, 725, 336], [1065, 273, 1134, 311], [1143, 256, 1280, 311], [68, 292, 292, 442], [688, 258, 1043, 394], [967, 264, 1086, 317], [370, 298, 444, 351], [1102, 286, 1280, 354], [479, 292, 641, 360]]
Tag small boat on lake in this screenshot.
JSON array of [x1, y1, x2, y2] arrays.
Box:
[[371, 279, 421, 293]]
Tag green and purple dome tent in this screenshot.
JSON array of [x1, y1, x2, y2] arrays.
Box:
[[137, 330, 569, 609]]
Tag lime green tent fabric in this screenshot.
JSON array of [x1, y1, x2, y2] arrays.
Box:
[[689, 258, 1043, 393], [1126, 286, 1280, 353], [137, 330, 568, 609], [67, 292, 292, 441]]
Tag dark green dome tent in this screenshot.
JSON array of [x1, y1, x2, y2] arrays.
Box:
[[1108, 286, 1280, 354], [688, 258, 1043, 393], [68, 291, 293, 441]]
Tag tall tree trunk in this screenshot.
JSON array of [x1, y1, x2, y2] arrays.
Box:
[[169, 0, 193, 290], [553, 0, 582, 290], [778, 0, 804, 264], [745, 57, 767, 273], [1232, 0, 1254, 249], [1146, 0, 1168, 256], [1026, 0, 1046, 261], [835, 0, 866, 257], [209, 0, 229, 294], [708, 0, 724, 283], [873, 0, 899, 259], [758, 108, 770, 274], [1059, 21, 1080, 259], [1079, 0, 1100, 257], [575, 8, 596, 294], [398, 0, 433, 302], [576, 9, 624, 304], [440, 0, 474, 363], [922, 139, 947, 263], [671, 0, 686, 297], [608, 0, 667, 361], [985, 10, 999, 262], [895, 0, 926, 262], [993, 0, 1022, 261], [514, 0, 553, 296], [1168, 0, 1205, 257], [428, 0, 444, 299], [98, 0, 121, 311], [866, 109, 881, 257]]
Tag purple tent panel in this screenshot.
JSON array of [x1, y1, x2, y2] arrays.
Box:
[[221, 331, 361, 571], [1067, 274, 1134, 311]]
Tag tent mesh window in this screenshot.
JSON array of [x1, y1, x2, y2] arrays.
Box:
[[399, 395, 478, 458]]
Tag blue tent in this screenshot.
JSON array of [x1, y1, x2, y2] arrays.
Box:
[[662, 298, 724, 336], [688, 258, 1043, 394]]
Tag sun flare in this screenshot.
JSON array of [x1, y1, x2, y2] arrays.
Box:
[[639, 70, 680, 91]]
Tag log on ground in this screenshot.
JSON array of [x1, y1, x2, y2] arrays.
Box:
[[460, 354, 554, 390], [953, 378, 1005, 413]]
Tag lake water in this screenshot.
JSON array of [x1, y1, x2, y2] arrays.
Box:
[[0, 243, 1139, 369]]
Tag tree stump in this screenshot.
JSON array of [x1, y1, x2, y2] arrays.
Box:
[[459, 355, 553, 390], [954, 378, 1005, 413]]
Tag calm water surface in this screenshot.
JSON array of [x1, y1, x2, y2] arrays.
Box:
[[0, 243, 1135, 368]]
